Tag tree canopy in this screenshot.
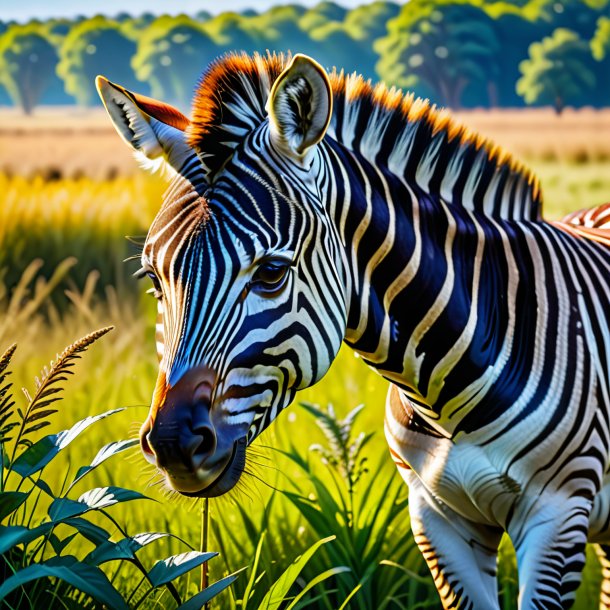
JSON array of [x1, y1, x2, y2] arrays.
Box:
[[0, 24, 60, 113], [517, 27, 597, 114], [132, 17, 219, 108], [57, 17, 140, 106], [376, 3, 501, 108], [1, 1, 610, 113]]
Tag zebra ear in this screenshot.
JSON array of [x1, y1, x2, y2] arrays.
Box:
[[267, 54, 332, 163], [96, 75, 194, 176]]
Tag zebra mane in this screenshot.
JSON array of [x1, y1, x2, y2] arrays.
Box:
[[188, 52, 542, 222]]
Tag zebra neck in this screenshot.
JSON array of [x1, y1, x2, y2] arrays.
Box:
[[326, 141, 515, 434]]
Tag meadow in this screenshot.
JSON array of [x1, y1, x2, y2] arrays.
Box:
[[2, 108, 610, 608]]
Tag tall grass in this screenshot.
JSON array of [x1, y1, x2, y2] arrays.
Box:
[[0, 173, 165, 302]]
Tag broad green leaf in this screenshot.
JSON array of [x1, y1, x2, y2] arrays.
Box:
[[0, 523, 53, 555], [0, 491, 27, 522], [177, 570, 245, 610], [63, 517, 111, 545], [286, 566, 350, 610], [70, 438, 138, 489], [11, 408, 125, 478], [148, 551, 218, 588], [258, 536, 335, 610], [0, 555, 128, 610], [84, 531, 169, 565], [48, 486, 148, 521], [49, 531, 78, 555]]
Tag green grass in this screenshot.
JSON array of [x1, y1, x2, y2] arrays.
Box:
[[2, 160, 610, 608]]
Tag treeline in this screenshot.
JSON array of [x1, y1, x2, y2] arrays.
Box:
[[1, 0, 609, 114]]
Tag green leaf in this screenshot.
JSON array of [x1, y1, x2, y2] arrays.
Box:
[[0, 555, 128, 610], [63, 517, 111, 545], [11, 408, 125, 478], [0, 491, 27, 522], [49, 531, 78, 555], [242, 531, 266, 609], [177, 570, 245, 610], [148, 551, 218, 588], [48, 486, 149, 521], [285, 566, 350, 610], [258, 536, 336, 610], [84, 531, 169, 565], [70, 438, 138, 489], [0, 523, 54, 555]]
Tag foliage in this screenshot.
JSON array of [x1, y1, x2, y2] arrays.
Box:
[[0, 173, 164, 305], [249, 6, 316, 59], [279, 402, 431, 609], [57, 16, 141, 106], [0, 24, 59, 113], [0, 330, 237, 608], [132, 16, 219, 108], [299, 2, 348, 32], [202, 12, 260, 55], [376, 2, 501, 108], [591, 15, 610, 60], [517, 28, 597, 114], [3, 1, 610, 110]]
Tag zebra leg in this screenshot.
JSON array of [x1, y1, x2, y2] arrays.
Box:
[[509, 496, 591, 609], [407, 472, 503, 610], [596, 544, 610, 610]]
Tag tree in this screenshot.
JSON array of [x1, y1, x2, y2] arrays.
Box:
[[57, 17, 139, 107], [344, 1, 401, 43], [309, 22, 368, 75], [133, 16, 220, 109], [252, 5, 317, 58], [590, 16, 610, 104], [376, 3, 501, 108], [342, 2, 401, 80], [203, 12, 260, 55], [517, 28, 596, 114], [299, 2, 348, 32], [0, 24, 59, 113], [591, 15, 610, 60]]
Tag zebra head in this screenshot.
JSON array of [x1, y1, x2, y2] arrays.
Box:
[[97, 54, 348, 497]]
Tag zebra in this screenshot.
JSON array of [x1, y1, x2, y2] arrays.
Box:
[[96, 52, 610, 609]]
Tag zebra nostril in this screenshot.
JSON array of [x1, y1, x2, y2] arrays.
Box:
[[193, 381, 213, 407], [187, 425, 217, 471]]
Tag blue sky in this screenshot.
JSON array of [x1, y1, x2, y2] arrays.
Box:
[[2, 0, 368, 22]]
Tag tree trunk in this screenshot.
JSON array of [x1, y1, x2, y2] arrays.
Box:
[[554, 95, 564, 115], [487, 81, 498, 109]]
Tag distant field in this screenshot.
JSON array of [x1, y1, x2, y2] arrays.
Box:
[[1, 106, 610, 180]]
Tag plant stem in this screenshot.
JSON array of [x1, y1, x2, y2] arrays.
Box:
[[201, 497, 210, 608]]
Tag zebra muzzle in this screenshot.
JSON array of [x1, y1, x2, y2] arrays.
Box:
[[140, 367, 246, 496]]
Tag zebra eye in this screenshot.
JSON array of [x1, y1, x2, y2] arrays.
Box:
[[146, 272, 163, 299], [251, 260, 290, 295]]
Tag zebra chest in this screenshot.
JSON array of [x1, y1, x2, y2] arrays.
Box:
[[385, 386, 521, 527]]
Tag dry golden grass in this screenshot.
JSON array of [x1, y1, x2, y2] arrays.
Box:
[[1, 106, 610, 221], [453, 107, 610, 164], [1, 107, 610, 178], [0, 107, 137, 179]]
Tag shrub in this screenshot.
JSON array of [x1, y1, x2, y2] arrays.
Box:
[[0, 328, 238, 609]]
